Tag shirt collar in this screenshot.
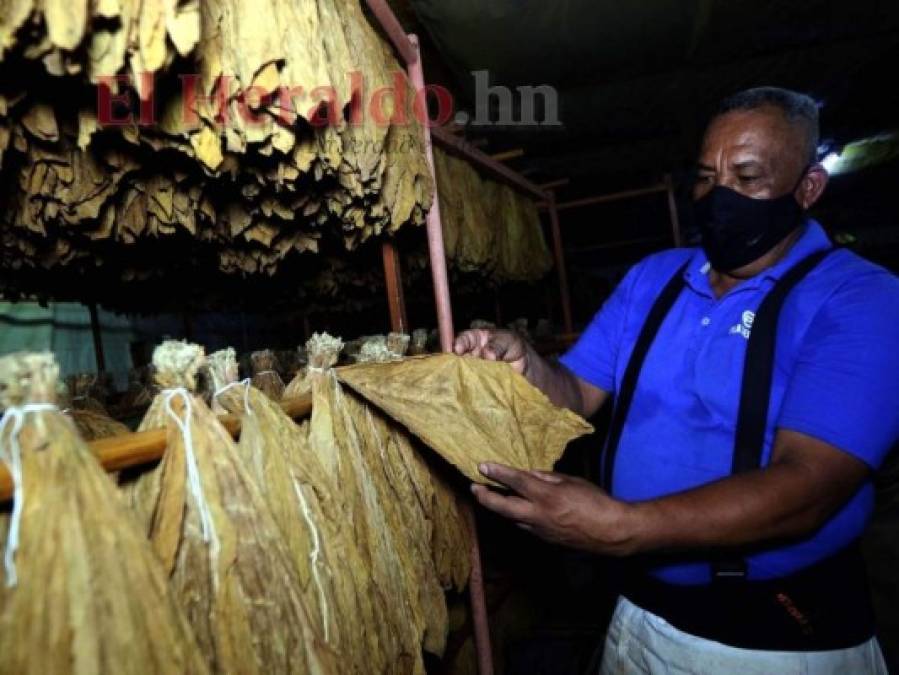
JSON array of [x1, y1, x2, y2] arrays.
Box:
[[683, 219, 832, 297]]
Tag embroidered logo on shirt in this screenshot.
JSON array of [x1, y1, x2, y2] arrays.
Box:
[[729, 310, 755, 339]]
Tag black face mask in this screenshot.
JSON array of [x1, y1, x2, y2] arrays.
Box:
[[693, 185, 805, 273]]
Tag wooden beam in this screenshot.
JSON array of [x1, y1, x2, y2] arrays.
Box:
[[538, 178, 570, 190], [0, 393, 313, 503], [381, 240, 408, 333], [490, 148, 525, 162]]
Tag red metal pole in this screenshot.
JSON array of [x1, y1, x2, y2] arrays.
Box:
[[407, 34, 455, 354], [381, 240, 408, 333], [407, 32, 494, 675], [547, 194, 574, 335], [363, 0, 418, 66]]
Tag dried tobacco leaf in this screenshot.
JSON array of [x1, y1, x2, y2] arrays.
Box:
[[337, 354, 594, 484], [124, 341, 337, 675], [0, 351, 209, 675], [250, 349, 285, 402], [67, 408, 131, 441]]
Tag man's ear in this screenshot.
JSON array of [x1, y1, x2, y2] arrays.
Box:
[[797, 164, 829, 209]]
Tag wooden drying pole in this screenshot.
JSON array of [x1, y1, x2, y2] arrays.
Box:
[[0, 394, 313, 502], [381, 240, 408, 333]]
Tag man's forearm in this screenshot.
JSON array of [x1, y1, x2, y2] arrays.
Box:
[[624, 461, 841, 555], [522, 347, 587, 415]]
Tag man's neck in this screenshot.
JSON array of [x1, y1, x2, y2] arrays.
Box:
[[708, 228, 804, 299]]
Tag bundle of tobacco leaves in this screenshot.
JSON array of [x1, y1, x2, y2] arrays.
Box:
[[117, 366, 156, 412], [433, 146, 552, 282], [302, 332, 411, 673], [56, 380, 131, 441], [210, 347, 372, 672], [408, 328, 430, 356], [283, 333, 343, 401], [67, 408, 131, 441], [337, 353, 594, 484], [250, 349, 285, 402], [0, 0, 433, 287], [0, 351, 209, 675], [123, 340, 337, 675], [65, 373, 108, 414]]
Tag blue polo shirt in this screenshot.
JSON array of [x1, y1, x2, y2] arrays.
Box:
[[560, 220, 899, 585]]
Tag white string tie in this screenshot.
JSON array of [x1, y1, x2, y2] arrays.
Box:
[[162, 389, 220, 583], [0, 403, 58, 587], [292, 478, 330, 643], [213, 378, 252, 415]]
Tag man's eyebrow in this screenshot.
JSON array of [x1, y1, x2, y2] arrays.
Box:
[[696, 163, 715, 173], [731, 159, 763, 170]]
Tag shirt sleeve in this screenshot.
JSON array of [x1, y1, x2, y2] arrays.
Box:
[[559, 263, 642, 394], [777, 271, 899, 470]]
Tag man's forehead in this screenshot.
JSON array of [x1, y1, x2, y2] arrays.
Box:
[[701, 107, 804, 158]]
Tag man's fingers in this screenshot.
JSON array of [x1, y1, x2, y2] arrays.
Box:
[[479, 463, 546, 499], [454, 330, 491, 356], [471, 484, 534, 521], [528, 470, 565, 485]]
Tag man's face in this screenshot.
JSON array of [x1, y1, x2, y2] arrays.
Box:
[[693, 105, 815, 204]]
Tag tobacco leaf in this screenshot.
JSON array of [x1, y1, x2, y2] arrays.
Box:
[[337, 353, 594, 484]]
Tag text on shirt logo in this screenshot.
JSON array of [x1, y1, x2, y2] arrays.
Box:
[[729, 310, 755, 340]]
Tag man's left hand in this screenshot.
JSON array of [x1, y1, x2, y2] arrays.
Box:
[[471, 463, 641, 556]]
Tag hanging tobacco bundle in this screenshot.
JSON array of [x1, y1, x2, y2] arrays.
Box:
[[124, 340, 336, 675], [282, 333, 342, 401], [67, 408, 131, 442], [0, 0, 433, 285], [118, 366, 156, 411], [337, 354, 594, 484], [408, 328, 430, 356], [56, 380, 131, 441], [348, 342, 451, 656], [0, 352, 209, 675], [250, 349, 285, 402], [65, 373, 108, 414], [302, 332, 426, 673], [211, 347, 372, 672]]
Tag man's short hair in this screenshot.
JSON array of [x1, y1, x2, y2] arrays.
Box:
[[715, 86, 820, 165]]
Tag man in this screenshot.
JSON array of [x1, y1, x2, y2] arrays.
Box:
[[455, 87, 899, 673]]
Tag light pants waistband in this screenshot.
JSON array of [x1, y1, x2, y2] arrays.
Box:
[[599, 596, 887, 675]]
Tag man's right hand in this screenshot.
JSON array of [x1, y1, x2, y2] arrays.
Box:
[[453, 329, 531, 376], [454, 328, 609, 418]]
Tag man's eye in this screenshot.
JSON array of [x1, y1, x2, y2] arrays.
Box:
[[695, 175, 714, 184], [739, 175, 760, 182]]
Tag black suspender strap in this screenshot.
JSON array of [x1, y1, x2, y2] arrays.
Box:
[[730, 248, 835, 475], [713, 248, 834, 580], [601, 262, 689, 491]]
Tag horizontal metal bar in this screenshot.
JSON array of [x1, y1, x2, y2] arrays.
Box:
[[431, 127, 548, 201]]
